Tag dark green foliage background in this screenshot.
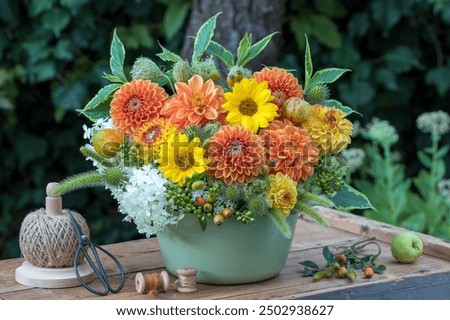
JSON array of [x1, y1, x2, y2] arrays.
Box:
[[1, 0, 449, 258]]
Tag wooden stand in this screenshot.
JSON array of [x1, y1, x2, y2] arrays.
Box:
[[15, 261, 95, 289]]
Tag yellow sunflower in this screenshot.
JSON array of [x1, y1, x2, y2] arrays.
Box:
[[158, 133, 209, 185], [222, 78, 278, 133], [267, 172, 298, 216]]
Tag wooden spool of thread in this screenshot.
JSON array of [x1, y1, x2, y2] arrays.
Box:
[[175, 267, 198, 293], [135, 271, 170, 296]]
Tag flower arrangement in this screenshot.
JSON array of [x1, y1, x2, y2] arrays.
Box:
[[54, 14, 372, 238]]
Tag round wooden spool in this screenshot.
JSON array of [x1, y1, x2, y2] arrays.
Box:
[[15, 182, 95, 288]]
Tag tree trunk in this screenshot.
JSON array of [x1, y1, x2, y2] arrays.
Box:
[[181, 0, 287, 71]]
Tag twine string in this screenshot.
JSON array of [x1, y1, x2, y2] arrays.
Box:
[[19, 208, 89, 268]]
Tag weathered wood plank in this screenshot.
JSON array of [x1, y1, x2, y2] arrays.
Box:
[[1, 209, 450, 300]]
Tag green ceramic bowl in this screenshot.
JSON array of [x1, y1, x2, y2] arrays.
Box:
[[157, 213, 298, 284]]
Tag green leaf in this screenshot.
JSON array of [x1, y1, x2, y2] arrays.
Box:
[[436, 145, 450, 159], [371, 0, 412, 32], [52, 81, 87, 111], [348, 12, 370, 38], [290, 18, 312, 51], [206, 41, 234, 67], [299, 260, 320, 270], [28, 0, 55, 17], [309, 14, 342, 49], [103, 73, 124, 83], [315, 0, 348, 18], [323, 99, 361, 116], [163, 0, 191, 41], [417, 150, 432, 168], [304, 35, 313, 89], [240, 32, 278, 67], [374, 265, 387, 273], [425, 65, 450, 96], [332, 184, 375, 210], [192, 12, 221, 61], [157, 42, 182, 63], [303, 267, 315, 276], [79, 83, 121, 120], [79, 103, 111, 122], [268, 208, 293, 239], [375, 68, 399, 91], [236, 33, 252, 66], [42, 8, 71, 37], [338, 80, 375, 107], [307, 67, 351, 90], [117, 24, 155, 50], [322, 246, 335, 263], [110, 29, 127, 83], [384, 46, 424, 74]]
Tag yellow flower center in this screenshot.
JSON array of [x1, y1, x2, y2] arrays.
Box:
[[239, 98, 258, 116], [174, 152, 195, 170], [191, 93, 207, 114]]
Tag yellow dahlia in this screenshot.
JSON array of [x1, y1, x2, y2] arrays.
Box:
[[267, 172, 298, 216], [302, 105, 353, 155], [160, 75, 226, 129], [260, 119, 319, 182], [110, 79, 168, 135], [158, 133, 209, 185], [254, 67, 303, 116], [222, 78, 278, 133], [208, 125, 265, 184], [133, 118, 178, 164]]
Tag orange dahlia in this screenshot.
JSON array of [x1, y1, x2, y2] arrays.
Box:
[[160, 75, 226, 129], [133, 118, 178, 164], [110, 79, 168, 135], [302, 105, 353, 155], [208, 125, 265, 184], [260, 119, 319, 182], [253, 67, 303, 116]]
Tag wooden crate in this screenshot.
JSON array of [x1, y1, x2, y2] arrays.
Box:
[[1, 208, 450, 299]]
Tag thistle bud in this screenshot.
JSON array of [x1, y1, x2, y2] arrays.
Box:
[[191, 57, 220, 81], [104, 167, 124, 186], [173, 60, 193, 83], [306, 83, 330, 104], [130, 57, 163, 82]]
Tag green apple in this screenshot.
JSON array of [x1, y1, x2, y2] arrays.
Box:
[[390, 231, 423, 263]]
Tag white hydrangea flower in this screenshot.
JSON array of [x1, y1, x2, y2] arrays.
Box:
[[107, 165, 183, 237], [82, 118, 115, 142], [416, 111, 450, 136]]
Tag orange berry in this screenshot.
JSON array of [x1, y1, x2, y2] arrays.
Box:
[[336, 253, 347, 265], [195, 196, 206, 207], [363, 267, 374, 278]]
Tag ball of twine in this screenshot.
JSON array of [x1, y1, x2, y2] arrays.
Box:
[[19, 209, 89, 268]]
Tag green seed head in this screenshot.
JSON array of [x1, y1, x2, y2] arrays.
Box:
[[103, 167, 125, 186], [130, 57, 163, 82]]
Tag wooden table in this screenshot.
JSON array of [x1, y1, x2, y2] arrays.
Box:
[[2, 208, 450, 300]]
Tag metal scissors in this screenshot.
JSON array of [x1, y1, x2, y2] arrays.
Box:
[[68, 210, 125, 296]]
